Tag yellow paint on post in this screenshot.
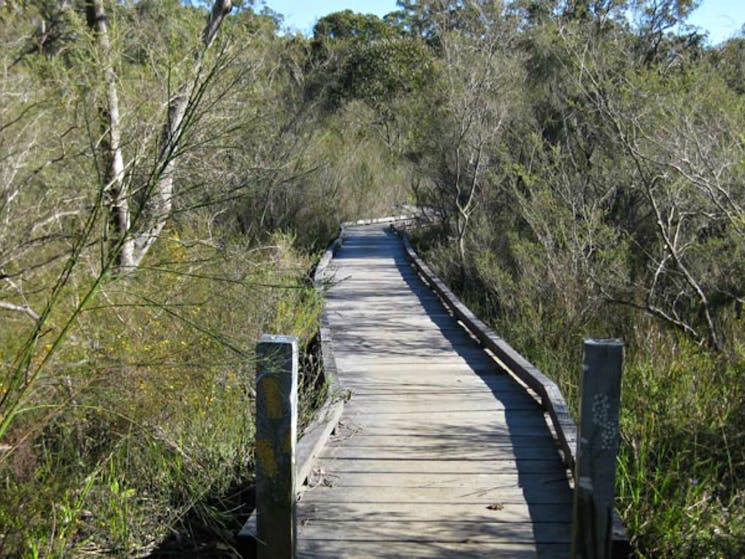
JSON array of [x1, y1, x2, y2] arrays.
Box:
[[261, 376, 283, 419], [255, 335, 298, 559], [255, 438, 278, 478]]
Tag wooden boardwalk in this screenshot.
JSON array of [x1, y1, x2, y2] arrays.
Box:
[[297, 224, 573, 558]]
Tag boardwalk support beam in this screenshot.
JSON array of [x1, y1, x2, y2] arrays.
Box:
[[255, 334, 298, 559], [572, 339, 624, 559]]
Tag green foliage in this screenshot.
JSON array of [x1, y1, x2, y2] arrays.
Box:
[[407, 1, 745, 556], [312, 10, 399, 42], [0, 1, 412, 553], [710, 35, 745, 94], [119, 0, 204, 67], [3, 0, 744, 557], [0, 2, 379, 556], [617, 336, 745, 558], [0, 225, 322, 557], [340, 37, 434, 112]]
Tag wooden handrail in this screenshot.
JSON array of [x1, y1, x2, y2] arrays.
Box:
[[394, 227, 630, 557], [340, 213, 422, 228], [396, 229, 578, 469]]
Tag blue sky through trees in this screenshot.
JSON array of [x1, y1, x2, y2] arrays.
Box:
[[261, 0, 744, 45]]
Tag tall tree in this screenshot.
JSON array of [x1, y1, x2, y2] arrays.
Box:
[[86, 0, 234, 273], [414, 2, 524, 267]]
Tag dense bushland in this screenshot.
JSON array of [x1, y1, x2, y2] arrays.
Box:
[[0, 2, 410, 557], [2, 1, 745, 558], [398, 2, 745, 557]]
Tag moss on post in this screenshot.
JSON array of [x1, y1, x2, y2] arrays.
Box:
[[256, 334, 298, 559]]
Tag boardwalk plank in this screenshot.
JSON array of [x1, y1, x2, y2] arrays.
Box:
[[320, 445, 563, 461], [300, 485, 572, 504], [299, 519, 571, 543], [297, 541, 570, 559], [305, 471, 569, 489], [299, 502, 571, 523], [308, 457, 567, 475], [297, 224, 572, 558]]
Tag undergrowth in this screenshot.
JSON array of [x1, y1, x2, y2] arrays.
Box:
[[0, 228, 324, 558], [414, 227, 745, 559]]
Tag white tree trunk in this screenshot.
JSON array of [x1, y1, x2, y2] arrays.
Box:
[[87, 0, 233, 272], [86, 0, 134, 270], [130, 0, 234, 267]]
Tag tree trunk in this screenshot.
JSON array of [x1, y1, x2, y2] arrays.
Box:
[[86, 0, 233, 273], [85, 0, 135, 271], [128, 0, 233, 269]]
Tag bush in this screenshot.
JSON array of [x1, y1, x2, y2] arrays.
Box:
[[414, 224, 745, 558], [0, 226, 322, 558]]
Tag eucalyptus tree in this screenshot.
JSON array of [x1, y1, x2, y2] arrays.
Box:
[[85, 0, 234, 273], [631, 0, 701, 63], [412, 0, 525, 268], [505, 0, 741, 349], [590, 64, 745, 349]]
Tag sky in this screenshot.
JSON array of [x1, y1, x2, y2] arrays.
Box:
[[686, 0, 744, 44], [261, 0, 745, 45]]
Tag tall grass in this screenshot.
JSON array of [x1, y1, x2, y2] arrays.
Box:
[[0, 226, 323, 558]]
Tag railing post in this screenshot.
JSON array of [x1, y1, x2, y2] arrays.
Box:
[[572, 339, 623, 559], [255, 334, 298, 559]]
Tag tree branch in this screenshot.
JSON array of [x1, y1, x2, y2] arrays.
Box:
[[0, 301, 40, 321]]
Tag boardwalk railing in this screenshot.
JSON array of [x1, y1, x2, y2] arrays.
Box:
[[396, 229, 578, 467], [244, 214, 630, 558], [394, 225, 630, 558], [239, 214, 420, 553]]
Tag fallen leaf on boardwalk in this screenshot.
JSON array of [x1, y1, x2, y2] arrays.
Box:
[[486, 503, 504, 511]]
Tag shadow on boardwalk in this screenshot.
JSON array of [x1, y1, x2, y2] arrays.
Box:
[[298, 227, 572, 557], [389, 231, 571, 556]]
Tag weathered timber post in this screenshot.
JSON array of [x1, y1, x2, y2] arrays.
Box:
[[255, 334, 298, 559], [572, 339, 623, 559]]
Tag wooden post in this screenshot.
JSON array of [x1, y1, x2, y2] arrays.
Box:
[[255, 334, 298, 559], [572, 339, 623, 559]]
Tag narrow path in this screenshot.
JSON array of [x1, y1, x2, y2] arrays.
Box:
[[297, 225, 572, 558]]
